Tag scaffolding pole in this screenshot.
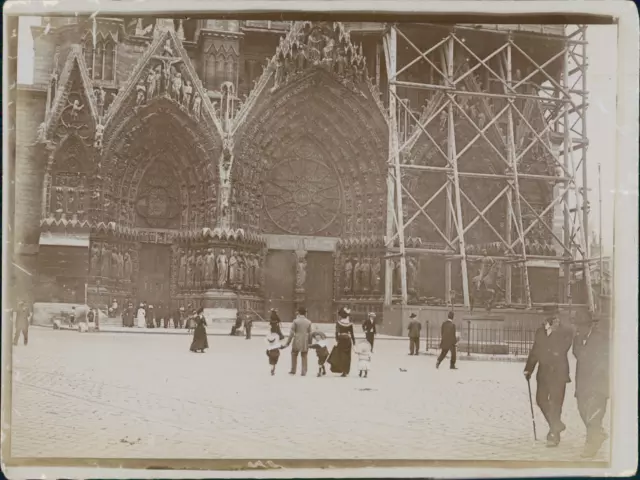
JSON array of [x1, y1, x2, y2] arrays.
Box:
[[383, 24, 592, 311]]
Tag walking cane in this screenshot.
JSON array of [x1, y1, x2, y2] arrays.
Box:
[[526, 377, 537, 441]]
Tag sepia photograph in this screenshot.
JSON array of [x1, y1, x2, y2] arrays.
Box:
[[2, 1, 637, 478]]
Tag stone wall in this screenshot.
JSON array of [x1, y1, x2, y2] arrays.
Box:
[[15, 88, 47, 251]]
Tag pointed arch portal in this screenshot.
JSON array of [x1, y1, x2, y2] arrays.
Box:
[[232, 68, 388, 238]]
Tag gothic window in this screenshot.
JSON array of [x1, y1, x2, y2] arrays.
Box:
[[103, 41, 115, 81], [215, 56, 225, 89], [82, 34, 117, 81], [83, 36, 93, 77], [94, 42, 103, 80], [225, 57, 235, 84]]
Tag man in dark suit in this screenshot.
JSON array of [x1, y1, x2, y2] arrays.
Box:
[[362, 312, 377, 352], [573, 312, 610, 458], [407, 313, 421, 355], [436, 311, 458, 369], [524, 312, 574, 447]]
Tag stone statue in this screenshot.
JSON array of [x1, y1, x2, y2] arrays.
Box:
[[371, 257, 381, 293], [192, 93, 201, 117], [90, 243, 101, 275], [186, 250, 195, 287], [195, 251, 205, 287], [67, 189, 76, 212], [100, 244, 110, 278], [237, 255, 246, 287], [163, 39, 174, 57], [295, 251, 307, 291], [254, 255, 263, 289], [172, 72, 182, 102], [94, 123, 105, 150], [136, 83, 146, 105], [393, 260, 401, 294], [69, 99, 84, 119], [407, 256, 418, 292], [361, 256, 371, 292], [111, 247, 119, 279], [55, 189, 64, 212], [146, 67, 158, 101], [353, 257, 362, 293], [117, 247, 124, 279], [246, 254, 255, 288], [204, 248, 215, 286], [123, 249, 132, 281], [216, 249, 228, 287], [182, 80, 192, 109], [228, 253, 239, 285], [178, 248, 187, 287], [343, 258, 353, 293]]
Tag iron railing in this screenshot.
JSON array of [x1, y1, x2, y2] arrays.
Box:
[[424, 321, 537, 357]]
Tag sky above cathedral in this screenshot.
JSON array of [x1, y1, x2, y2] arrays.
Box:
[[16, 17, 617, 254]]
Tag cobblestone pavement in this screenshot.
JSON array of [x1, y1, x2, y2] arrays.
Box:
[[10, 329, 609, 462]]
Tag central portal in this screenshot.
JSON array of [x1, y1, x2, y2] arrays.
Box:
[[137, 244, 172, 306]]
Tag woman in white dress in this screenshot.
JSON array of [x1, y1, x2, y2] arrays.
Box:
[[136, 303, 146, 328]]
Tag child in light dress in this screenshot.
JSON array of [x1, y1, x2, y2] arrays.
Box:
[[265, 333, 287, 376], [354, 340, 372, 378]]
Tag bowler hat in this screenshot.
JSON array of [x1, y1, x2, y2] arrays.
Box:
[[409, 312, 417, 318]]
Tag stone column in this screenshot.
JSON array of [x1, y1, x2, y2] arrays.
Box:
[[294, 249, 307, 308]]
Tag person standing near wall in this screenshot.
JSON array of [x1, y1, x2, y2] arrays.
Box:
[[407, 313, 421, 355], [362, 312, 377, 352], [13, 301, 31, 346]]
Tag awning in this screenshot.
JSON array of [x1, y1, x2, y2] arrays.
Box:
[[39, 231, 90, 248]]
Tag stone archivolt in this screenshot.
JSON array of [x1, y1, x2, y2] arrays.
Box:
[[232, 66, 388, 238]]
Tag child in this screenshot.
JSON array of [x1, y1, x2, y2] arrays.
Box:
[[265, 333, 287, 376], [354, 341, 372, 378], [309, 331, 329, 377]]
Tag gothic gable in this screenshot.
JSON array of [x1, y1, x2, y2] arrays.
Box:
[[103, 28, 224, 143], [233, 21, 383, 134], [42, 45, 99, 146]]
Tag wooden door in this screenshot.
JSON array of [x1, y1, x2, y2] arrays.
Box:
[[305, 251, 334, 323], [264, 250, 296, 322], [137, 244, 172, 306]]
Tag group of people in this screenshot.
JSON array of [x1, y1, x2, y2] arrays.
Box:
[[264, 306, 373, 378], [524, 308, 609, 458], [406, 311, 459, 369], [12, 295, 609, 459], [122, 302, 198, 330]]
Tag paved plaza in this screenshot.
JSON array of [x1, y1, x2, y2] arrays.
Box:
[[10, 328, 609, 463]]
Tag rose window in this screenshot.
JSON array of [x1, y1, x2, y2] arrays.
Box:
[[264, 157, 342, 235]]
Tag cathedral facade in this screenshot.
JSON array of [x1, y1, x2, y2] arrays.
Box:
[[15, 18, 561, 322]]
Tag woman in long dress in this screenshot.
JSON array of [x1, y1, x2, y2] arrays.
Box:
[[189, 307, 209, 353], [136, 303, 146, 328], [269, 308, 284, 340], [327, 307, 356, 377]]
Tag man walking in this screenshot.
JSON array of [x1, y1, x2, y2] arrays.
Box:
[[573, 312, 610, 458], [436, 311, 458, 369], [524, 312, 573, 447], [13, 301, 31, 346], [362, 312, 377, 352], [407, 312, 421, 355], [285, 306, 313, 376]]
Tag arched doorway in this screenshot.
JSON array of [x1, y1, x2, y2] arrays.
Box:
[[233, 69, 388, 321], [99, 98, 219, 305]]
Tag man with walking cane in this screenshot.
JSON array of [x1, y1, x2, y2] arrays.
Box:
[[573, 311, 610, 458], [524, 310, 573, 447]]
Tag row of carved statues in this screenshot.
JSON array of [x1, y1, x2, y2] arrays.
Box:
[[176, 247, 264, 291], [136, 45, 203, 118], [52, 186, 88, 215], [340, 255, 423, 296], [272, 26, 367, 92], [90, 242, 136, 281]]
